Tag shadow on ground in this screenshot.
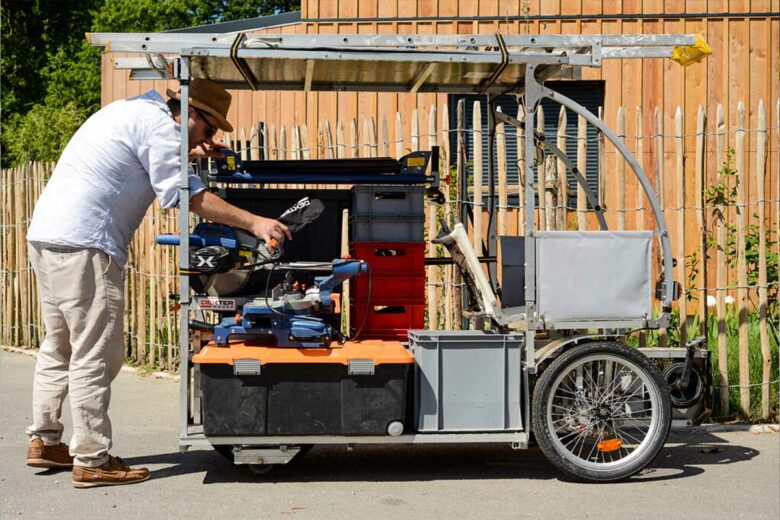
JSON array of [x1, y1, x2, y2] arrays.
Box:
[[112, 430, 759, 485]]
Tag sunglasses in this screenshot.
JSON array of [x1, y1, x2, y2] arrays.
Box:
[[194, 109, 218, 138]]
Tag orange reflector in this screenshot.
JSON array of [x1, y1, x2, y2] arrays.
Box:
[[597, 439, 623, 452]]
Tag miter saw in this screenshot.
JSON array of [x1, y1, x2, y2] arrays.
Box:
[[156, 196, 326, 296], [157, 195, 371, 347]]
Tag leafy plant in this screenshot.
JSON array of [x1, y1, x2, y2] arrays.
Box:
[[4, 103, 87, 163]]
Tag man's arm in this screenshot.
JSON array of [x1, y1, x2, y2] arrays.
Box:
[[190, 190, 291, 244]]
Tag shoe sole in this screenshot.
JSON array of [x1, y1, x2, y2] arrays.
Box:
[[72, 474, 150, 489], [27, 458, 73, 469]]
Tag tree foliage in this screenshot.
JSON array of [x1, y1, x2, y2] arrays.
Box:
[[1, 0, 300, 166]]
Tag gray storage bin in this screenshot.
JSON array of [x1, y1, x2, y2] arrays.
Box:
[[409, 330, 524, 432], [350, 214, 425, 242], [351, 186, 425, 218]]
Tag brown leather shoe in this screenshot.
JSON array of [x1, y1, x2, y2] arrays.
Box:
[[27, 439, 74, 469], [72, 455, 150, 488]]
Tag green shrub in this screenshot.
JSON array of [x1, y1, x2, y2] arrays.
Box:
[[4, 102, 86, 164]]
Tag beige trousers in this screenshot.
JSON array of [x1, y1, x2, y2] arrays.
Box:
[[26, 243, 125, 468]]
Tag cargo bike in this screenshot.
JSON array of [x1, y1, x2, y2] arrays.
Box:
[[89, 31, 714, 481]]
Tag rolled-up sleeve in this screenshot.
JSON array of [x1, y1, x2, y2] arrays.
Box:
[[137, 120, 207, 209]]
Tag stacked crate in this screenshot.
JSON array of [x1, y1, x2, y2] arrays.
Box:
[[349, 186, 426, 340]]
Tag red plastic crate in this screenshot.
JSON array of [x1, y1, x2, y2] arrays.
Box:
[[351, 272, 426, 302], [350, 242, 426, 275], [350, 299, 425, 335]]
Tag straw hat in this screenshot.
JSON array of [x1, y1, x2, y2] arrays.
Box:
[[166, 78, 233, 132]]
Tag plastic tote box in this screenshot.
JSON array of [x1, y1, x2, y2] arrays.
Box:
[[350, 214, 425, 242], [408, 330, 524, 432], [194, 339, 413, 436], [535, 231, 653, 323], [351, 186, 425, 218]]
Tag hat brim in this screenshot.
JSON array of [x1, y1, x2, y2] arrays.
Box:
[[166, 88, 234, 133]]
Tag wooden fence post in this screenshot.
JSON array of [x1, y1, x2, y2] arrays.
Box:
[[441, 103, 453, 330], [735, 102, 750, 414], [427, 106, 439, 330], [516, 105, 526, 233], [653, 107, 667, 348], [695, 105, 708, 336], [616, 107, 626, 230], [350, 118, 359, 158], [411, 109, 420, 152], [325, 120, 335, 159], [454, 99, 466, 328], [755, 99, 771, 419], [395, 112, 404, 158], [473, 101, 483, 255], [336, 120, 346, 159], [577, 114, 587, 230], [496, 106, 508, 236], [537, 105, 547, 231], [382, 116, 390, 158], [635, 107, 645, 232], [675, 106, 687, 344], [557, 106, 568, 231], [715, 103, 729, 416]]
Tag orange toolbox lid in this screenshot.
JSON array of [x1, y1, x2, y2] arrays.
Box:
[[193, 338, 414, 366]]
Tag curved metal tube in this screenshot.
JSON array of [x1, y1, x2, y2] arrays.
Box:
[[538, 84, 674, 308], [494, 110, 608, 230], [535, 132, 608, 230]]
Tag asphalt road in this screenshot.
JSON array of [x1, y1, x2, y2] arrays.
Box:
[[1, 348, 778, 520]]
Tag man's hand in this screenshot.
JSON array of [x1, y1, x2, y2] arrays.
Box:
[[189, 139, 229, 160], [250, 216, 292, 245], [190, 190, 292, 246]]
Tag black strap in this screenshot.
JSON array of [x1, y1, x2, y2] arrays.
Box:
[[230, 33, 259, 91], [479, 34, 509, 95]]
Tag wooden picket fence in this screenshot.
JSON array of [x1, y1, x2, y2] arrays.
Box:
[[1, 98, 778, 418]]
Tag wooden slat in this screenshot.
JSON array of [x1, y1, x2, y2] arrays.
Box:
[[735, 101, 750, 414]]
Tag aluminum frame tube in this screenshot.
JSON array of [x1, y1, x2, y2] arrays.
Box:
[[178, 58, 191, 445]]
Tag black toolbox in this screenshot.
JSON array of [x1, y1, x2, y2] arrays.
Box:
[[195, 340, 413, 436]]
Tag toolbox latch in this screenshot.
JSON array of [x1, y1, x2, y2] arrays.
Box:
[[234, 358, 262, 376], [348, 359, 375, 376]]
